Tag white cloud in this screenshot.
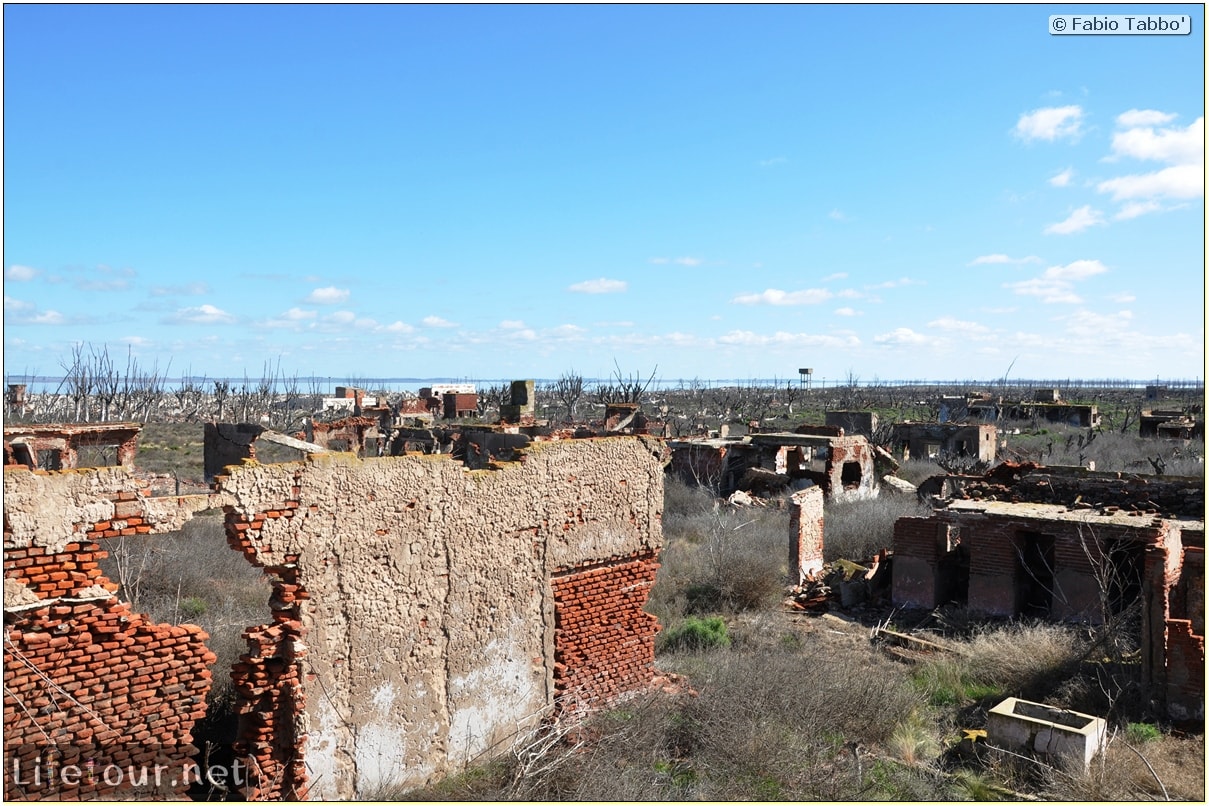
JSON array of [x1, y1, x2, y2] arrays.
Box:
[[866, 277, 923, 289], [1114, 200, 1162, 220], [383, 321, 415, 333], [1003, 259, 1107, 304], [1048, 167, 1074, 187], [5, 265, 38, 281], [833, 307, 859, 317], [1097, 116, 1204, 207], [873, 328, 930, 346], [150, 282, 208, 297], [716, 330, 860, 349], [649, 256, 703, 266], [120, 336, 154, 348], [968, 254, 1043, 266], [30, 310, 65, 325], [306, 286, 350, 304], [568, 278, 627, 294], [822, 272, 848, 281], [282, 307, 317, 321], [1044, 259, 1108, 281], [549, 324, 586, 338], [1110, 292, 1136, 303], [500, 320, 527, 329], [828, 209, 848, 221], [731, 288, 833, 306], [1044, 205, 1105, 235], [1014, 105, 1083, 142], [168, 304, 236, 324], [1097, 164, 1203, 201], [1116, 109, 1177, 128], [1004, 278, 1083, 304], [4, 296, 34, 312], [326, 310, 356, 324], [422, 315, 458, 328], [1109, 116, 1202, 165], [927, 317, 990, 334], [1059, 309, 1134, 338], [503, 327, 538, 341]]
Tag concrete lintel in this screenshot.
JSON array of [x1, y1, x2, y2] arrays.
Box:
[[257, 430, 330, 454]]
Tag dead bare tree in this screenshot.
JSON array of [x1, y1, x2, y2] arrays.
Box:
[[595, 361, 658, 406], [213, 380, 230, 421], [552, 370, 585, 423], [60, 343, 93, 422], [478, 383, 511, 418]]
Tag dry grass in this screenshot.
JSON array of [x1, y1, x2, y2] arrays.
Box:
[[96, 512, 270, 747], [1044, 731, 1205, 801], [823, 493, 929, 562]]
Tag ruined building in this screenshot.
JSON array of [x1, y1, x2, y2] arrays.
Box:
[[1140, 408, 1205, 440], [5, 425, 667, 800], [891, 422, 997, 463], [824, 410, 878, 439], [667, 427, 881, 502], [892, 463, 1204, 724], [4, 422, 142, 471]]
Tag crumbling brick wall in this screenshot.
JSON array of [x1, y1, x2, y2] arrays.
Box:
[[3, 466, 219, 801], [213, 436, 665, 800], [551, 551, 660, 709], [892, 501, 1203, 722], [789, 486, 825, 583], [821, 436, 879, 503]]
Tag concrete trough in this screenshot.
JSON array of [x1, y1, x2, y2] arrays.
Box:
[[986, 697, 1107, 770]]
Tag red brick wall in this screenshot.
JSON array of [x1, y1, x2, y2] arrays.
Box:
[[551, 551, 660, 711], [790, 487, 824, 582], [4, 474, 218, 801], [892, 518, 947, 608], [5, 542, 116, 600], [224, 471, 309, 801], [1165, 619, 1205, 724]]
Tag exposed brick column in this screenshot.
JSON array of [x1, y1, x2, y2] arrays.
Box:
[[224, 480, 310, 801], [551, 551, 660, 712], [789, 486, 824, 583]]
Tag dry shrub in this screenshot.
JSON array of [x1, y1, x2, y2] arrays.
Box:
[[423, 645, 937, 801], [97, 512, 270, 741], [652, 495, 788, 619], [674, 648, 928, 799], [663, 474, 716, 518], [897, 458, 946, 486], [961, 621, 1086, 696], [823, 494, 929, 562], [1044, 731, 1205, 801]]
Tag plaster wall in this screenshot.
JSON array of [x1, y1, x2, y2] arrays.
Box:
[[215, 436, 665, 799]]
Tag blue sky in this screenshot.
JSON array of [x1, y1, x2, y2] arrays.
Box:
[[4, 3, 1205, 387]]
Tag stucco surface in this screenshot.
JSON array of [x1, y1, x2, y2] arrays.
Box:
[[218, 436, 665, 798]]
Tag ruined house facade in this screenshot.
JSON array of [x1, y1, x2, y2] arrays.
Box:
[[1140, 409, 1205, 440], [892, 467, 1204, 724], [892, 422, 997, 463], [5, 431, 667, 800], [4, 422, 142, 471], [667, 429, 879, 503]]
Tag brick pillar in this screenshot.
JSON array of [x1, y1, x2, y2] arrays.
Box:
[[789, 485, 825, 583]]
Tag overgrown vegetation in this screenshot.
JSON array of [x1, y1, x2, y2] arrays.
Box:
[[95, 513, 268, 764], [398, 452, 1203, 801], [13, 368, 1200, 801]]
